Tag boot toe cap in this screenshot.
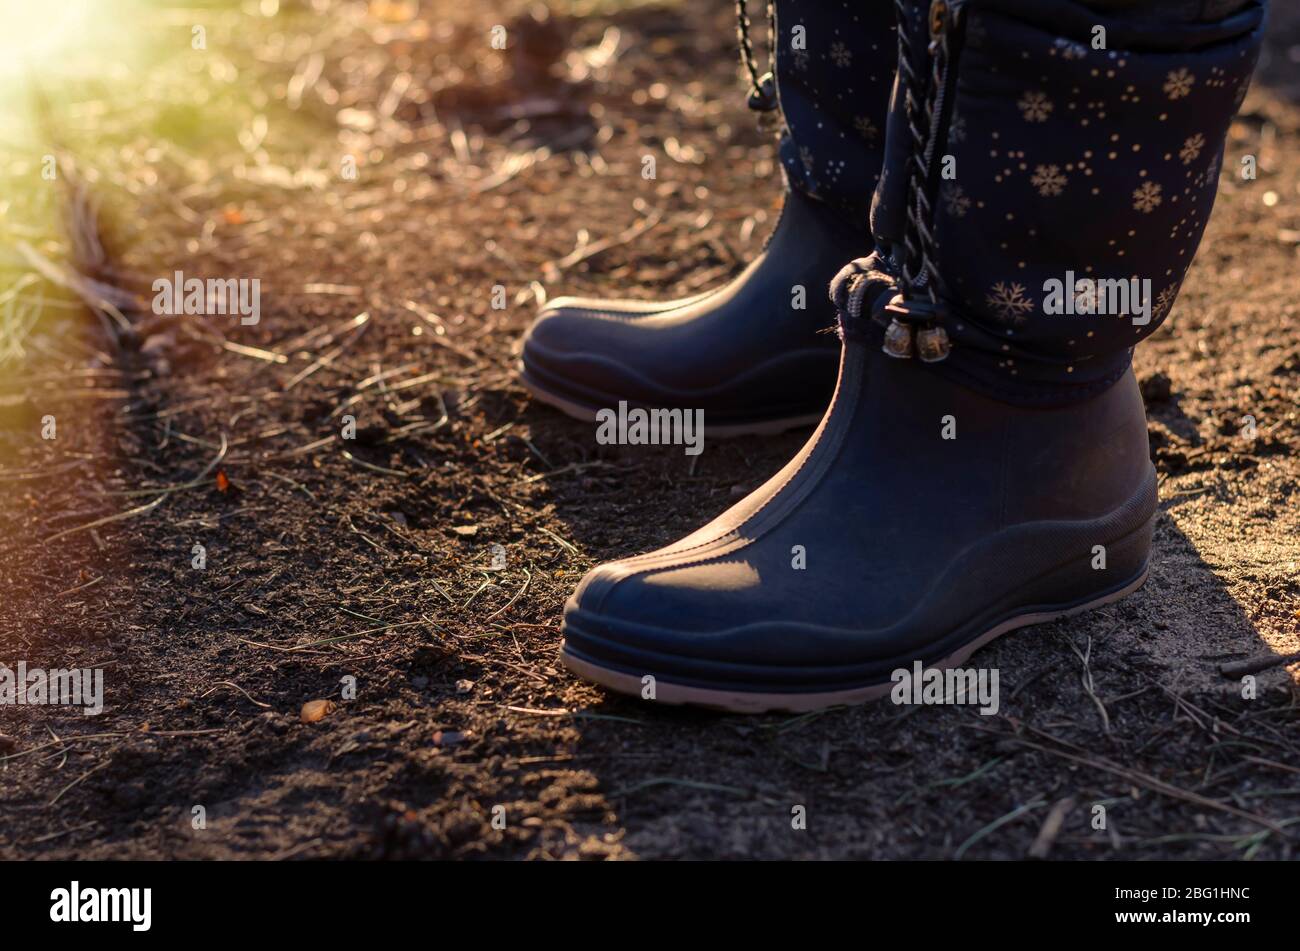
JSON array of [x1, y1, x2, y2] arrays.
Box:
[[563, 552, 857, 680], [521, 303, 665, 401]]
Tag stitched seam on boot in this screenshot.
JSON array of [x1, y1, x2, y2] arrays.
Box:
[[604, 348, 865, 574]]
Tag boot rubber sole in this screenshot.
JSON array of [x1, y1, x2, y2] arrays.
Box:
[[560, 563, 1149, 714], [519, 363, 824, 438]]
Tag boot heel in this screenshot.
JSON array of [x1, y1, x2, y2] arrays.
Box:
[[1006, 478, 1157, 620]]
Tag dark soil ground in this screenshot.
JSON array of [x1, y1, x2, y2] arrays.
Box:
[[0, 0, 1297, 860]]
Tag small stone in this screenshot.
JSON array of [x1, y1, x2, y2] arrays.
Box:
[[300, 699, 336, 723]]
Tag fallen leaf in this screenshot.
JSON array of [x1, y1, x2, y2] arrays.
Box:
[[451, 525, 478, 536], [216, 470, 231, 492], [301, 699, 336, 723]]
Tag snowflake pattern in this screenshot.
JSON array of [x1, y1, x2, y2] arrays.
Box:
[[765, 0, 1258, 391], [947, 112, 967, 145], [1153, 285, 1178, 320], [1018, 91, 1054, 123], [1179, 133, 1205, 165], [1195, 154, 1223, 190], [1163, 68, 1195, 100], [1132, 180, 1163, 213], [943, 183, 971, 218], [1053, 38, 1088, 61], [986, 282, 1035, 325], [1073, 276, 1099, 315], [1031, 164, 1068, 197], [853, 115, 878, 142]]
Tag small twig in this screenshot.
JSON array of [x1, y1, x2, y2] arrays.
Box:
[[1220, 650, 1300, 679], [240, 619, 425, 653], [514, 461, 620, 486], [543, 206, 663, 277], [954, 797, 1047, 861], [31, 821, 97, 844], [284, 312, 370, 389], [1028, 796, 1077, 859], [44, 434, 228, 543], [54, 575, 103, 598], [610, 776, 748, 798], [264, 470, 319, 503], [43, 494, 168, 545], [49, 760, 109, 806], [341, 449, 407, 476], [1064, 634, 1110, 734], [537, 525, 579, 556], [486, 568, 532, 621], [200, 680, 272, 709], [984, 724, 1291, 838]]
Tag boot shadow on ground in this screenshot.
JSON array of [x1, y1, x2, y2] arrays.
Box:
[[529, 420, 1294, 857]]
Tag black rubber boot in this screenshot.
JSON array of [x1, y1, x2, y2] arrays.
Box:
[[520, 0, 895, 434], [559, 338, 1156, 712], [558, 0, 1263, 712], [521, 189, 865, 435]]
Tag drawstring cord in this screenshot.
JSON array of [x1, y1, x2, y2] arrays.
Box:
[[880, 0, 954, 362], [736, 0, 778, 116]]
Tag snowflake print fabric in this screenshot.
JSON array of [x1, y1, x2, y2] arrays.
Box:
[[894, 0, 1267, 405], [774, 0, 897, 224]]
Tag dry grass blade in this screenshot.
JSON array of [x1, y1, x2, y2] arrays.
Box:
[[486, 567, 532, 621], [44, 434, 228, 543], [994, 726, 1292, 838], [954, 797, 1047, 861], [1064, 633, 1111, 734], [341, 449, 407, 476], [15, 241, 135, 333], [201, 680, 273, 709], [284, 312, 371, 389], [49, 760, 109, 807], [541, 205, 663, 281]]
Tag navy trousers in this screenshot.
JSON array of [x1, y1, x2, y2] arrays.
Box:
[[771, 0, 1266, 404], [773, 0, 896, 225]]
